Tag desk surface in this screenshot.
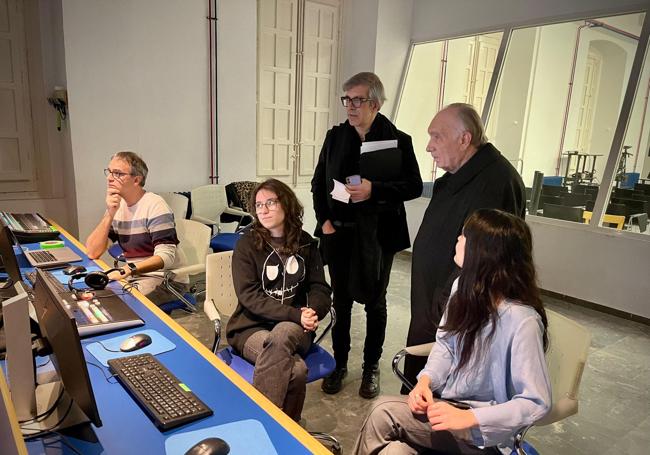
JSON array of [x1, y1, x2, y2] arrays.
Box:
[[4, 223, 327, 454]]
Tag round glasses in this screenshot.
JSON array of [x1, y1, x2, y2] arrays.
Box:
[[255, 199, 280, 212]]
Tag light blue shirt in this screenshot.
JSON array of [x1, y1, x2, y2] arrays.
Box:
[[417, 279, 551, 452]]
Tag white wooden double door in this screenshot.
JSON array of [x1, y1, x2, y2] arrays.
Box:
[[257, 0, 340, 185]]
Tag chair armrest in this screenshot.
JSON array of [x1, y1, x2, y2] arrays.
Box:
[[203, 297, 222, 323], [165, 264, 206, 279], [391, 342, 435, 392], [191, 214, 219, 225], [223, 207, 249, 217], [404, 342, 435, 357]]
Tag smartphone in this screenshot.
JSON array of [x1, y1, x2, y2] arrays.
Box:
[[346, 174, 361, 185]]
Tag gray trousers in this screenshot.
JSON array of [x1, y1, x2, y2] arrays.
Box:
[[242, 321, 312, 421], [353, 396, 500, 455]]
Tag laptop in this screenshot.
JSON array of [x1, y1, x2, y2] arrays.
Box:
[[22, 246, 83, 268], [0, 217, 82, 268]]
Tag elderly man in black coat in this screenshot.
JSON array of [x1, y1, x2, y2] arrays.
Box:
[[403, 103, 526, 389]]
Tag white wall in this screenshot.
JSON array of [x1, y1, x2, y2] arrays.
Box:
[[61, 0, 210, 240], [216, 0, 257, 184]]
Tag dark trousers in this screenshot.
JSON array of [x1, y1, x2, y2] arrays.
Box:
[[322, 226, 394, 368]]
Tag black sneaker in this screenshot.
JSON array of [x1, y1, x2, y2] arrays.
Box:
[[359, 364, 380, 399], [321, 367, 348, 394]]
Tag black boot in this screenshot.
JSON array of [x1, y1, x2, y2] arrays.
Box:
[[321, 367, 348, 394], [359, 363, 380, 399]]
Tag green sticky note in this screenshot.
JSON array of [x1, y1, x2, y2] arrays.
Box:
[[179, 383, 191, 392]]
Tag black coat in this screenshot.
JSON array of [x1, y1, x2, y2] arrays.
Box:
[[408, 142, 526, 345], [311, 113, 423, 254], [226, 230, 332, 353]]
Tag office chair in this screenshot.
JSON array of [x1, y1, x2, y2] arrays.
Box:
[[158, 192, 189, 220], [628, 213, 648, 233], [391, 309, 591, 455], [159, 219, 212, 313], [582, 211, 625, 230], [107, 220, 210, 313], [202, 251, 341, 454], [190, 184, 249, 234]]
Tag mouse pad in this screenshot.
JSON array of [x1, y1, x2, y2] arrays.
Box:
[[85, 329, 176, 366], [164, 419, 278, 455]]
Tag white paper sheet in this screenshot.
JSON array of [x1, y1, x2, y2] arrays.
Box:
[[360, 139, 398, 154], [330, 179, 350, 203]]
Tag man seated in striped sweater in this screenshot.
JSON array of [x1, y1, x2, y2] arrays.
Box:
[[86, 151, 186, 305]]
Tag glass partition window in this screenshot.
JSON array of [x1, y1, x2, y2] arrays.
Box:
[[395, 32, 503, 182], [607, 35, 650, 233], [489, 13, 643, 229]]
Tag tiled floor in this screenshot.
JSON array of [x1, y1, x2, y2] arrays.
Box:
[[172, 252, 650, 454]]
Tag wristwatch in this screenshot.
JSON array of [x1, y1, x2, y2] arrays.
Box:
[[127, 262, 138, 275]]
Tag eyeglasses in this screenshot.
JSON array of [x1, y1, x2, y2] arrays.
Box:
[[254, 199, 280, 212], [340, 96, 372, 108], [104, 168, 135, 180]]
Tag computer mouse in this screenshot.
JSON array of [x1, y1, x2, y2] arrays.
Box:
[[63, 264, 87, 276], [184, 438, 230, 455], [119, 333, 153, 352]]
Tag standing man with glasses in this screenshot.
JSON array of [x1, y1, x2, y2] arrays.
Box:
[[86, 151, 186, 305], [311, 72, 422, 398]]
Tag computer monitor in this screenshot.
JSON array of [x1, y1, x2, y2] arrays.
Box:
[[5, 269, 103, 434], [30, 268, 102, 429], [0, 223, 22, 289]]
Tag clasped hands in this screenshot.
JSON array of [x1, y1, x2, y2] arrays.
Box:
[[345, 178, 372, 203], [407, 377, 477, 433], [300, 307, 319, 332]]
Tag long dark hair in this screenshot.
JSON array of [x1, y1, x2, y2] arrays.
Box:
[[441, 209, 548, 373], [248, 179, 304, 255]]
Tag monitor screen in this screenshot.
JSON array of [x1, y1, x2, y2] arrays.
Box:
[[0, 224, 22, 286], [32, 269, 102, 427]]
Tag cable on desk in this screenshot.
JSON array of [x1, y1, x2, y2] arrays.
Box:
[[18, 387, 64, 424], [93, 339, 121, 353], [21, 395, 74, 438], [85, 359, 118, 384]]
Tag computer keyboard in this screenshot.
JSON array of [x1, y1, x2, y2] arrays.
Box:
[[108, 353, 213, 431]]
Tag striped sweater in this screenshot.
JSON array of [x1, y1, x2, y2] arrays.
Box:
[[108, 192, 180, 269]]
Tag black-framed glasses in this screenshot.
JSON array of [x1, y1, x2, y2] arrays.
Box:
[[104, 168, 134, 180], [340, 96, 371, 108], [254, 199, 280, 212]]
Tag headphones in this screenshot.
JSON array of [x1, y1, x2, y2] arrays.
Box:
[[67, 266, 125, 298]]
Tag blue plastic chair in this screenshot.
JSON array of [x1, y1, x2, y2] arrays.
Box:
[[202, 251, 340, 454]]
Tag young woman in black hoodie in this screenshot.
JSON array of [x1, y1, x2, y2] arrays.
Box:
[[226, 179, 331, 422]]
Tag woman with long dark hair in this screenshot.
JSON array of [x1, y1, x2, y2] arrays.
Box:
[[354, 209, 551, 454], [226, 179, 331, 422]]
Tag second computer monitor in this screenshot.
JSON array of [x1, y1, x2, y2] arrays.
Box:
[[32, 268, 103, 428]]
